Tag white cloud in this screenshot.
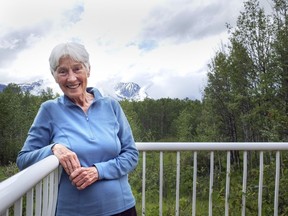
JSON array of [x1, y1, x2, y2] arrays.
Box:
[[148, 72, 207, 100], [0, 0, 273, 100], [0, 0, 81, 32]]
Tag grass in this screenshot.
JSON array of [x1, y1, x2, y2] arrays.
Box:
[[0, 162, 19, 182], [0, 167, 6, 181]]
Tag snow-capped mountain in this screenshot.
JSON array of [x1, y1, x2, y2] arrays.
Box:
[[17, 80, 45, 95], [0, 80, 149, 101], [114, 82, 148, 101], [0, 80, 46, 95]]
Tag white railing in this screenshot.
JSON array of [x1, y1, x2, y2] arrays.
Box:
[[137, 142, 288, 216], [1, 142, 288, 216], [0, 155, 59, 216]]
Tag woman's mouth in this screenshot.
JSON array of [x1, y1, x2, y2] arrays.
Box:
[[66, 83, 81, 89]]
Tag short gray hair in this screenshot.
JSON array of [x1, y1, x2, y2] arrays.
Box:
[[49, 42, 91, 74]]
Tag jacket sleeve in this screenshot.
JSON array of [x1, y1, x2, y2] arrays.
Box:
[[93, 99, 139, 179], [16, 103, 55, 170]]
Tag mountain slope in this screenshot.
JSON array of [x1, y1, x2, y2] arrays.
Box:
[[114, 82, 148, 101], [17, 80, 44, 95], [0, 80, 45, 94], [0, 84, 6, 92], [0, 80, 149, 101]]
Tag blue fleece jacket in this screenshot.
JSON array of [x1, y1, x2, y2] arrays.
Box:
[[16, 87, 139, 216]]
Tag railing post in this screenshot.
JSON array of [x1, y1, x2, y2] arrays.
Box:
[[274, 151, 280, 216], [258, 151, 264, 216], [159, 151, 163, 216], [242, 151, 248, 216], [14, 198, 22, 216], [175, 151, 180, 216], [42, 176, 49, 216], [142, 151, 146, 216], [225, 151, 231, 216], [35, 182, 42, 215], [26, 188, 34, 216], [192, 151, 197, 216], [209, 151, 214, 216]]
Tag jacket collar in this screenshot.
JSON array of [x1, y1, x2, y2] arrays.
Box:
[[59, 87, 103, 106]]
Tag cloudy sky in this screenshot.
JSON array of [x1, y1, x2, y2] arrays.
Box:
[[0, 0, 272, 100]]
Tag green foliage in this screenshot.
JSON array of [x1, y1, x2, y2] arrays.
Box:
[[204, 0, 288, 142], [120, 98, 202, 142], [0, 162, 19, 181], [0, 85, 57, 165]]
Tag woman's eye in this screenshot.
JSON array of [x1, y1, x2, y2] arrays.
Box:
[[73, 66, 82, 73], [57, 69, 67, 76]]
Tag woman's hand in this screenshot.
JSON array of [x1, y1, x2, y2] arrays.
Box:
[[69, 167, 99, 190], [52, 144, 81, 175]]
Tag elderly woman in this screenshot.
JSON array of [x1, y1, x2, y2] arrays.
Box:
[[16, 42, 139, 216]]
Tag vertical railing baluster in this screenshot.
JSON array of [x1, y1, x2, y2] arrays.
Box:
[[1, 209, 9, 216], [47, 171, 55, 215], [258, 151, 264, 216], [274, 151, 280, 216], [142, 151, 146, 216], [35, 181, 42, 216], [13, 198, 22, 216], [209, 151, 214, 216], [225, 151, 231, 216], [192, 151, 197, 216], [52, 167, 60, 215], [26, 188, 34, 216], [42, 176, 49, 216], [242, 151, 248, 216], [159, 151, 163, 216], [175, 151, 181, 216]]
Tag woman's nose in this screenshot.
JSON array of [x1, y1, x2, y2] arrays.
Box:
[[67, 69, 77, 81]]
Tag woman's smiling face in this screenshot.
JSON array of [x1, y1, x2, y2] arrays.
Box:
[[54, 56, 90, 100]]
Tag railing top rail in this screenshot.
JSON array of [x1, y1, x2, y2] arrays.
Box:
[[0, 155, 59, 213], [136, 142, 288, 151]]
